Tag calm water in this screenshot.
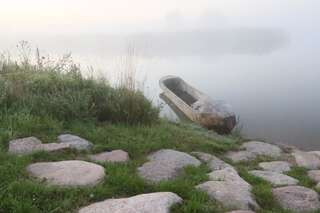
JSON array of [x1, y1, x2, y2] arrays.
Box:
[[0, 30, 319, 150]]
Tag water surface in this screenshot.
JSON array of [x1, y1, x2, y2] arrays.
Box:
[[0, 26, 319, 150]]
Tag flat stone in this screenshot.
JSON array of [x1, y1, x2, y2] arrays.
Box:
[[9, 137, 42, 154], [249, 170, 298, 186], [241, 141, 282, 158], [27, 160, 105, 187], [292, 151, 320, 169], [208, 167, 250, 188], [58, 134, 93, 151], [258, 161, 291, 173], [273, 186, 320, 212], [137, 149, 201, 183], [225, 151, 256, 163], [192, 152, 232, 170], [227, 211, 255, 213], [40, 143, 70, 152], [89, 150, 129, 163], [196, 181, 259, 211], [78, 192, 182, 213], [226, 141, 282, 163], [308, 170, 320, 182], [8, 137, 70, 155]]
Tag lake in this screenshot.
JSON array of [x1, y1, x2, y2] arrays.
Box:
[[0, 29, 319, 150]]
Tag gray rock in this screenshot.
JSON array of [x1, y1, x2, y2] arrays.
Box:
[[292, 151, 320, 169], [40, 143, 70, 152], [137, 149, 201, 182], [241, 141, 282, 158], [308, 170, 320, 182], [273, 186, 320, 212], [225, 151, 256, 163], [191, 152, 213, 162], [196, 181, 259, 211], [192, 151, 232, 170], [226, 141, 282, 163], [309, 151, 320, 158], [249, 170, 298, 186], [227, 211, 255, 213], [197, 160, 258, 211], [58, 134, 93, 150], [89, 150, 129, 163], [258, 161, 291, 173], [8, 137, 70, 155], [27, 160, 105, 187], [9, 137, 42, 154], [208, 167, 250, 188], [78, 192, 182, 213]]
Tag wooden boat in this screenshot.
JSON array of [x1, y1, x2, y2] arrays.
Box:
[[159, 75, 236, 134]]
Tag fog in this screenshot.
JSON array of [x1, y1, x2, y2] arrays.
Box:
[[0, 0, 319, 149]]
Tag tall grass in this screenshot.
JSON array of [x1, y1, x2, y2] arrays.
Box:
[[0, 42, 159, 125], [116, 45, 138, 91]]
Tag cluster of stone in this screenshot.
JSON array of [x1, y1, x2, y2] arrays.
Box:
[[8, 134, 94, 155], [223, 141, 320, 213], [7, 135, 320, 213], [8, 135, 129, 188], [8, 137, 70, 155], [75, 149, 188, 212], [226, 141, 320, 213], [193, 152, 259, 211]]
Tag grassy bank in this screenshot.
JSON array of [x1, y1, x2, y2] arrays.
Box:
[[0, 48, 314, 213], [0, 51, 159, 125], [0, 118, 239, 213], [0, 48, 237, 213]]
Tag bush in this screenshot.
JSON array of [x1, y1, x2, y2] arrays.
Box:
[[0, 53, 159, 125], [96, 88, 160, 124]]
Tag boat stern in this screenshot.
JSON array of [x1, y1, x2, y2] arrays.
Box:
[[197, 113, 236, 134]]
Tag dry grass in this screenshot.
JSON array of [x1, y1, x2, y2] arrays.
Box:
[[115, 45, 138, 91]]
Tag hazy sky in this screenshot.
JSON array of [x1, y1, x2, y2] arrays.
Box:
[[1, 0, 319, 58], [0, 0, 319, 35]]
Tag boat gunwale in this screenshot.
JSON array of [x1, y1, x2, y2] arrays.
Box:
[[159, 75, 210, 117]]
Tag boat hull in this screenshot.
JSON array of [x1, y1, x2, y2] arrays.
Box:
[[159, 76, 236, 134]]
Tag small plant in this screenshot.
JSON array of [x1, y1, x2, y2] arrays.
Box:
[[286, 167, 316, 188]]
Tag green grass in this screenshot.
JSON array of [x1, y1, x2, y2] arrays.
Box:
[[1, 109, 302, 213], [0, 52, 159, 125], [286, 167, 316, 188], [237, 167, 293, 213], [236, 163, 320, 213], [0, 116, 239, 213]]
